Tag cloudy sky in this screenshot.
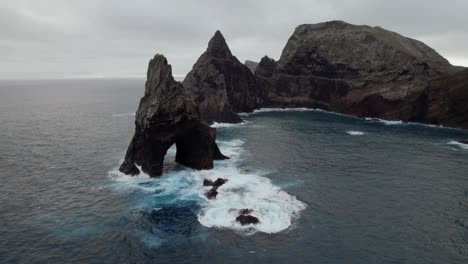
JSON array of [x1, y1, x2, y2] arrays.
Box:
[[1, 0, 467, 79]]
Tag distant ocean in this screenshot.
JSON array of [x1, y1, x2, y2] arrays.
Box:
[[1, 79, 468, 263]]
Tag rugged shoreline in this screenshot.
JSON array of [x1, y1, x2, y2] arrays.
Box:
[[120, 20, 468, 178]]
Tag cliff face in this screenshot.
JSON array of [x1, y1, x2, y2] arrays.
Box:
[[183, 31, 257, 123], [119, 54, 227, 177], [424, 69, 468, 128], [256, 20, 468, 129]]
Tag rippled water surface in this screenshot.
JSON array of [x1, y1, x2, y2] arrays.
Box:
[[1, 79, 468, 263]]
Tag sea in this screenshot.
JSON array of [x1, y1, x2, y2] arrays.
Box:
[[1, 79, 468, 264]]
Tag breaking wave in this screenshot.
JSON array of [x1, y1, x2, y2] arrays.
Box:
[[239, 107, 315, 116], [364, 117, 403, 125], [109, 137, 306, 236], [448, 141, 468, 150], [211, 121, 251, 128], [347, 131, 364, 136]]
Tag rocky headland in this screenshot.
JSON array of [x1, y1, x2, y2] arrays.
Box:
[[255, 21, 468, 129]]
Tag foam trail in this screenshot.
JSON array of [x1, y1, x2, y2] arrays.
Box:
[[239, 107, 315, 116], [364, 117, 402, 125], [197, 170, 306, 234], [347, 131, 364, 136], [448, 141, 468, 150], [109, 138, 306, 235], [211, 121, 251, 128], [240, 108, 455, 131], [195, 139, 306, 234]]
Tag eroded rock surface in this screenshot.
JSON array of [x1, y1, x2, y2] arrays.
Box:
[[183, 31, 257, 123], [204, 178, 228, 199], [236, 214, 260, 225], [119, 54, 228, 177]]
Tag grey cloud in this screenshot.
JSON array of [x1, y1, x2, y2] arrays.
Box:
[[0, 0, 467, 79]]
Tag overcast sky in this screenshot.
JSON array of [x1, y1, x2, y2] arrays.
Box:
[[1, 0, 467, 79]]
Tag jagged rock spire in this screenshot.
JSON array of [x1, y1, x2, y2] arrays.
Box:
[[206, 30, 232, 59], [183, 31, 258, 124]]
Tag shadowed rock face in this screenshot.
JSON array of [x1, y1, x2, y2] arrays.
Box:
[[119, 54, 228, 177], [423, 69, 468, 128], [244, 60, 259, 74], [236, 214, 259, 225], [256, 20, 468, 129], [183, 31, 257, 124], [203, 178, 227, 199]]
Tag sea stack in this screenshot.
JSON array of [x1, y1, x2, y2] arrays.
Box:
[[183, 31, 258, 124], [255, 20, 468, 129], [119, 54, 228, 177]]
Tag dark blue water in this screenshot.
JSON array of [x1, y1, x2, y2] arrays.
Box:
[[1, 79, 468, 264]]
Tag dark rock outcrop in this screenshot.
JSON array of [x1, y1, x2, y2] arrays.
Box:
[[236, 214, 260, 225], [234, 208, 259, 225], [256, 20, 468, 129], [459, 140, 468, 145], [423, 69, 468, 128], [119, 54, 228, 177], [205, 188, 219, 200], [244, 60, 259, 74], [203, 178, 228, 187], [183, 31, 257, 124], [203, 178, 228, 199]]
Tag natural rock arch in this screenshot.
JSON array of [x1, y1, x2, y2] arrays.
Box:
[[119, 54, 228, 177]]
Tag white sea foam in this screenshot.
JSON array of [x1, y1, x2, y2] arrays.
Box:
[[112, 113, 135, 117], [238, 108, 452, 131], [239, 107, 315, 116], [196, 168, 306, 234], [347, 131, 364, 136], [364, 117, 453, 129], [364, 117, 403, 125], [448, 141, 468, 150], [211, 121, 251, 128], [109, 138, 306, 235]]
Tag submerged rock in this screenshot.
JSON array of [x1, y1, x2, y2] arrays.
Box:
[[236, 214, 260, 225], [213, 178, 228, 187], [255, 20, 468, 129], [203, 178, 228, 199], [205, 188, 219, 200], [203, 179, 213, 186], [119, 54, 228, 177], [183, 31, 257, 123]]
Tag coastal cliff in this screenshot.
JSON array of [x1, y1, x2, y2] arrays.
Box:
[[255, 21, 468, 129]]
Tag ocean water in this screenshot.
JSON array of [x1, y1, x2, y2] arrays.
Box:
[[1, 79, 468, 264]]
